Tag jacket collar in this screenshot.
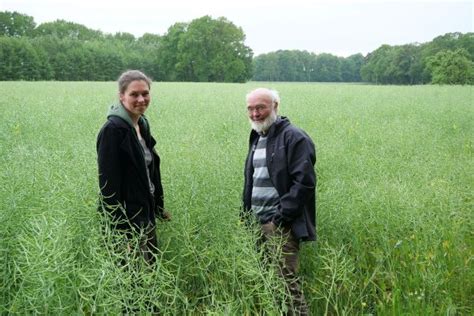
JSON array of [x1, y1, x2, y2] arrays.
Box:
[[250, 116, 291, 141], [107, 102, 146, 128]]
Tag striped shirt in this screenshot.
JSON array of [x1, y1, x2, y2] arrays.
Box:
[[251, 136, 280, 223]]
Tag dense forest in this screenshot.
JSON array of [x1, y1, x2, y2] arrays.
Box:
[[1, 11, 473, 84], [253, 33, 473, 84], [0, 12, 253, 82], [253, 51, 365, 82]]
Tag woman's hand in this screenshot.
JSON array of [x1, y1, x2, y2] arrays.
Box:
[[160, 210, 172, 221]]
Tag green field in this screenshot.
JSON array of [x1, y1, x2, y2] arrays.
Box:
[[1, 82, 472, 314]]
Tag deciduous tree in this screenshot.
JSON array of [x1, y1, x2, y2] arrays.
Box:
[[427, 48, 474, 84], [0, 11, 35, 37]]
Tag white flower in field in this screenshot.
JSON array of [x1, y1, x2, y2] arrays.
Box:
[[394, 240, 403, 248]]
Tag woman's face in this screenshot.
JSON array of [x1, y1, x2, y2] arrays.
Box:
[[120, 80, 151, 119]]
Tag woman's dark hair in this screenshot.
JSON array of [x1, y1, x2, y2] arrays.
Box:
[[118, 70, 152, 94]]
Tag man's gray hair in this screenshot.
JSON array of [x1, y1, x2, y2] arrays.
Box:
[[268, 89, 280, 105], [246, 88, 280, 105]]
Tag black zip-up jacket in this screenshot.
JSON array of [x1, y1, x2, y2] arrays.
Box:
[[242, 116, 316, 241], [97, 107, 164, 230]]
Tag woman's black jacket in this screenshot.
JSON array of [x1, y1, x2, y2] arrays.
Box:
[[97, 112, 164, 230]]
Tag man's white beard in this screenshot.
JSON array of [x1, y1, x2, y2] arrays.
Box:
[[250, 110, 277, 134]]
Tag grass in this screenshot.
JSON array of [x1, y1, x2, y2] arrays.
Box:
[[0, 82, 472, 314]]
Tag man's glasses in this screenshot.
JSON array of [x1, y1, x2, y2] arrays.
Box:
[[247, 105, 268, 113]]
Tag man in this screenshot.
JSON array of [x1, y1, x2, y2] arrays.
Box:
[[242, 88, 316, 315]]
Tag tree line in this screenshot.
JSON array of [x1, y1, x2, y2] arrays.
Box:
[[254, 33, 473, 84], [360, 33, 474, 84], [0, 12, 253, 82], [253, 51, 364, 82], [1, 11, 473, 84]]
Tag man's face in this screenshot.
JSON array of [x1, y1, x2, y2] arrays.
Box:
[[246, 92, 274, 123], [246, 92, 278, 133]]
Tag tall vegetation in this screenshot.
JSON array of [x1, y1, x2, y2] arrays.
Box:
[[0, 82, 472, 314], [0, 11, 253, 82]]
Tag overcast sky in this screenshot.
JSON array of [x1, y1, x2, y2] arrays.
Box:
[[2, 0, 472, 56]]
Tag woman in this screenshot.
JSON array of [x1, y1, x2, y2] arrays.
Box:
[[97, 70, 169, 264]]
